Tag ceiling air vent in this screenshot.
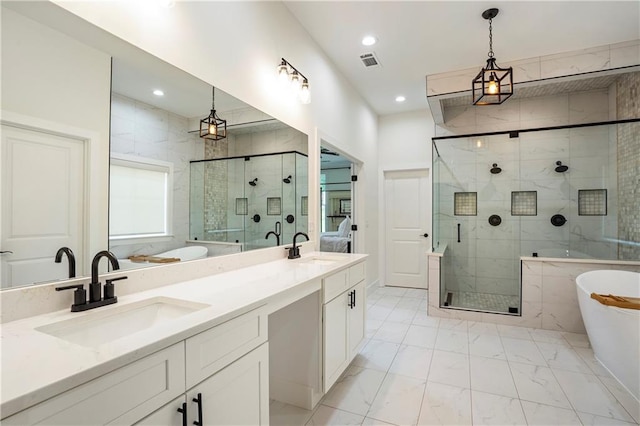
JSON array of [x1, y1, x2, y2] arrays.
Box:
[[360, 52, 381, 68]]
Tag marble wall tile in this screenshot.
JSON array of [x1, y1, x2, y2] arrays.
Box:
[[569, 90, 610, 124], [542, 302, 585, 333], [521, 273, 542, 303], [540, 45, 611, 79], [609, 40, 640, 68], [519, 95, 569, 128]]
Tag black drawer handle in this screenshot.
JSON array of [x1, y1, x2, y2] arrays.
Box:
[[192, 393, 203, 426], [177, 402, 187, 426]]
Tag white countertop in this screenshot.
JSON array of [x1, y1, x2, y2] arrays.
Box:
[[0, 252, 367, 418]]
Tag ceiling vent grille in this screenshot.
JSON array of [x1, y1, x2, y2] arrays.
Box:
[[360, 52, 381, 68]]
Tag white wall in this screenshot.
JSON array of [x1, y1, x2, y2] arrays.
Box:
[[51, 0, 380, 284], [0, 7, 111, 277], [377, 110, 434, 285]]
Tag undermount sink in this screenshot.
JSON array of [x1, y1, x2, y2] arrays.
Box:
[[298, 255, 344, 266], [36, 297, 209, 348]]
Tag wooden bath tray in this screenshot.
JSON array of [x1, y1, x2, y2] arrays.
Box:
[[591, 293, 640, 310], [128, 255, 181, 263]]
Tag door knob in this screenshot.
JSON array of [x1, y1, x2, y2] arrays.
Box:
[[419, 233, 429, 238]]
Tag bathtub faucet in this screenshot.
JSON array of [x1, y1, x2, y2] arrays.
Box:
[[265, 221, 282, 246]]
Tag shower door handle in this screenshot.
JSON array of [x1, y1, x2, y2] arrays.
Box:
[[419, 233, 429, 238], [457, 224, 461, 243]]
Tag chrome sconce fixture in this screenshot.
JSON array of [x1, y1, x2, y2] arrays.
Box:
[[277, 58, 311, 104], [472, 8, 513, 105], [200, 86, 227, 141]]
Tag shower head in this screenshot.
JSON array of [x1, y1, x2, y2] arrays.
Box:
[[249, 178, 258, 186], [555, 161, 568, 173], [283, 175, 292, 184], [490, 163, 502, 174]]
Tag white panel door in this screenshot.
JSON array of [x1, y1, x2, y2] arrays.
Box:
[[1, 125, 85, 288], [384, 169, 430, 288]]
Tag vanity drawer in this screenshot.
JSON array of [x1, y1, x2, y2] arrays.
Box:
[[349, 261, 365, 286], [4, 343, 185, 426], [185, 307, 267, 389], [323, 269, 349, 303]]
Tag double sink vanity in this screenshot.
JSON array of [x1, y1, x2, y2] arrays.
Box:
[[1, 251, 367, 425]]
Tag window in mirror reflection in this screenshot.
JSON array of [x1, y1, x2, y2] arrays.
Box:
[[109, 154, 173, 240]]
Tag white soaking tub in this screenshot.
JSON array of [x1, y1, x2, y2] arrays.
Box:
[[576, 270, 640, 402]]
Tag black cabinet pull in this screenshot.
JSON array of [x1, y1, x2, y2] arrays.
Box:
[[348, 290, 355, 309], [192, 393, 203, 426], [457, 223, 461, 243], [177, 402, 187, 426], [353, 289, 356, 307]]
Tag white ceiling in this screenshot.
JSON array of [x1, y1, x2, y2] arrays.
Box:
[[284, 1, 640, 115]]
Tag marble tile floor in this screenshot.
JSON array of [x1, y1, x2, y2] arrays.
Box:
[[270, 286, 639, 426]]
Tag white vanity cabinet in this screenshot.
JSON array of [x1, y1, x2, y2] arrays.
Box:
[[6, 308, 268, 426], [322, 261, 366, 392]]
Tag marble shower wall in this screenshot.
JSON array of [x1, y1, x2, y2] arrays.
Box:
[[616, 72, 640, 260], [109, 93, 203, 258], [434, 89, 619, 299]]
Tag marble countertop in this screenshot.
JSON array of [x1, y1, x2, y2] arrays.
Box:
[[0, 252, 367, 418]]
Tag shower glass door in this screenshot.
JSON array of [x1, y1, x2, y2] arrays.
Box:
[[433, 134, 521, 314]]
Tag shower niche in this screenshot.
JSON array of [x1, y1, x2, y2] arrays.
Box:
[[432, 121, 631, 315], [190, 151, 308, 252]]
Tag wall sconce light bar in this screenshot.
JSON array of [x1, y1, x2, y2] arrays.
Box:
[[277, 58, 311, 104]]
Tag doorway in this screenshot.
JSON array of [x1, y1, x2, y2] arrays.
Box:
[[383, 169, 430, 289], [319, 146, 355, 253]]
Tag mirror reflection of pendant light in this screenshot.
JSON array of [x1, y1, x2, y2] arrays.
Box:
[[472, 8, 513, 105], [199, 86, 227, 141]]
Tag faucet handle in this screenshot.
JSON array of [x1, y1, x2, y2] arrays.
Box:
[[104, 276, 127, 300], [56, 284, 86, 309]]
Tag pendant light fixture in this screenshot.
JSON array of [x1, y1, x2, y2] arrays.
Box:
[[200, 86, 227, 141], [472, 8, 513, 105]]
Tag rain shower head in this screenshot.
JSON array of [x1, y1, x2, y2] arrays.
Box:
[[490, 163, 502, 174], [555, 161, 568, 173], [249, 178, 258, 186], [283, 175, 292, 184]]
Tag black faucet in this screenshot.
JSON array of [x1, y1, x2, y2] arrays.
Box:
[[56, 250, 127, 312], [90, 251, 120, 303], [287, 232, 309, 259], [55, 247, 76, 279], [265, 221, 282, 246]]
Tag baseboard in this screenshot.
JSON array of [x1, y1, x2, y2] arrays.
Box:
[[270, 375, 321, 410], [366, 279, 380, 293]]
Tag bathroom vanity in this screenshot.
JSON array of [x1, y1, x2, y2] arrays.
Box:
[[0, 252, 367, 425]]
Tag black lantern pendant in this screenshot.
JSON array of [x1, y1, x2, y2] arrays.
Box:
[[472, 8, 513, 105], [200, 86, 227, 141]]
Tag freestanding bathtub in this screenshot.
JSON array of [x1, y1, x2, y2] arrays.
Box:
[[118, 246, 209, 270], [576, 270, 640, 402]]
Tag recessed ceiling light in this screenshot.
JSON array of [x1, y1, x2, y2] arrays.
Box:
[[153, 89, 164, 96], [362, 36, 377, 46], [395, 96, 406, 103]]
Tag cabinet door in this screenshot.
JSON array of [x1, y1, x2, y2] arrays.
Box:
[[323, 292, 348, 392], [134, 396, 186, 426], [348, 281, 366, 360], [186, 343, 269, 426]]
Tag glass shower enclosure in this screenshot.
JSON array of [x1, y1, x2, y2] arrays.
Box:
[[432, 121, 635, 314], [190, 151, 308, 251]]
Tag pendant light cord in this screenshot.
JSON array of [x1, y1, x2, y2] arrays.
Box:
[[488, 18, 494, 58]]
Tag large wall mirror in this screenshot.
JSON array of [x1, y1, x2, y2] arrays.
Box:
[[0, 2, 309, 289]]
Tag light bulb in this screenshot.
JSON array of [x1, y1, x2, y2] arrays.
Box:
[[209, 123, 217, 136], [290, 71, 302, 93], [277, 63, 289, 85], [299, 81, 311, 104], [488, 74, 498, 95]]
